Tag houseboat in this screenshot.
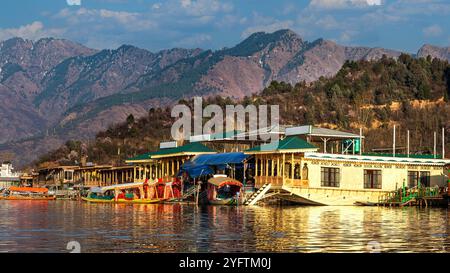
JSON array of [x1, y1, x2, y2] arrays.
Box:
[[0, 162, 21, 189], [243, 126, 450, 206]]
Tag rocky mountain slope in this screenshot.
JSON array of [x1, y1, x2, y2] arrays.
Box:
[[417, 44, 450, 62], [0, 29, 447, 167]]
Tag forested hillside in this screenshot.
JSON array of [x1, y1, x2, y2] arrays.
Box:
[[34, 54, 450, 168]]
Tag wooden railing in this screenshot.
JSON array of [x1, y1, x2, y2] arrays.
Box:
[[255, 176, 308, 189], [284, 179, 309, 188], [378, 185, 441, 204]]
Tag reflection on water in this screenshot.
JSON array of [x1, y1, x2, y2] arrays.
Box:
[[0, 201, 448, 253]]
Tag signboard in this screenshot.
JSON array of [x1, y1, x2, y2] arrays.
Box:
[[159, 141, 178, 149], [189, 134, 211, 142], [285, 125, 312, 136]]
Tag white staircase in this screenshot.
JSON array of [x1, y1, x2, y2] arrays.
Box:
[[182, 186, 197, 199], [245, 183, 272, 206]]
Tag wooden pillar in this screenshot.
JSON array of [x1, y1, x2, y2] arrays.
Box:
[[291, 153, 294, 179], [255, 155, 258, 177], [282, 153, 285, 185], [265, 156, 268, 176], [277, 156, 280, 176], [172, 160, 175, 176]]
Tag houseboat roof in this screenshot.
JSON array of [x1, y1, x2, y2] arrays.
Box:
[[190, 130, 244, 142], [126, 142, 216, 162], [151, 142, 216, 159], [245, 136, 318, 154], [190, 126, 291, 144], [286, 125, 363, 140], [304, 152, 450, 166], [0, 177, 20, 182], [37, 165, 79, 171], [126, 152, 157, 163]]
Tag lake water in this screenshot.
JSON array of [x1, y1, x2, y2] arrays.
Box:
[[0, 201, 448, 253]]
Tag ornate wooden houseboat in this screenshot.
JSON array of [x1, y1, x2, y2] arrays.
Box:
[[245, 135, 449, 206]]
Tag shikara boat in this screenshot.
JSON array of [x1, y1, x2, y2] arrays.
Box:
[[207, 176, 243, 205], [0, 186, 56, 200], [82, 180, 174, 204]]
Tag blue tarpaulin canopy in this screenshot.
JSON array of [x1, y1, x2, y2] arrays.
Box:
[[179, 152, 249, 178], [179, 163, 214, 178], [190, 152, 249, 165]]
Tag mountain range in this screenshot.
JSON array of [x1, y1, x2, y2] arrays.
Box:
[[0, 29, 449, 166]]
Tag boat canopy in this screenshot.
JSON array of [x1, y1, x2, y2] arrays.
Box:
[[179, 163, 214, 178], [8, 186, 48, 193], [190, 152, 249, 165], [90, 187, 103, 193], [207, 177, 243, 188], [179, 152, 249, 178], [98, 182, 144, 192]]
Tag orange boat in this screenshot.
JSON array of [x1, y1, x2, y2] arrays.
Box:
[[0, 186, 56, 200]]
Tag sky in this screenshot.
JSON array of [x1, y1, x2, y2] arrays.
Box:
[[0, 0, 449, 53]]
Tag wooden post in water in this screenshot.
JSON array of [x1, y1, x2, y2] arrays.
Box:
[[402, 180, 406, 201], [196, 181, 200, 205], [193, 178, 197, 205]]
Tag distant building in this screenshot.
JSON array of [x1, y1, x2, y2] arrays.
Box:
[[0, 163, 21, 188]]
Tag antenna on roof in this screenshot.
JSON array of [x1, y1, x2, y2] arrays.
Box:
[[407, 130, 410, 158], [393, 125, 396, 157], [442, 127, 445, 159], [434, 131, 437, 159]]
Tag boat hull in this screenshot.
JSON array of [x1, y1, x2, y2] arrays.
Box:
[[0, 196, 56, 201], [81, 197, 165, 204], [275, 187, 389, 206], [209, 198, 238, 206]]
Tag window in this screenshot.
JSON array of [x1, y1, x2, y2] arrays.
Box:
[[294, 164, 301, 179], [302, 163, 309, 180], [364, 169, 382, 189], [257, 160, 262, 176], [321, 167, 340, 187], [64, 171, 73, 181], [268, 160, 272, 176], [419, 171, 430, 187], [408, 171, 418, 188], [284, 163, 292, 177]]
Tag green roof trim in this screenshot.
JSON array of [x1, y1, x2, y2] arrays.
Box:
[[128, 142, 216, 161], [150, 142, 216, 158], [246, 136, 318, 153], [126, 152, 156, 162]]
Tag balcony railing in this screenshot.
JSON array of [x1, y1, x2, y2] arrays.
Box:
[[255, 176, 308, 189]]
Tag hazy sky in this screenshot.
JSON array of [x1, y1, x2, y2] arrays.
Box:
[[0, 0, 449, 52]]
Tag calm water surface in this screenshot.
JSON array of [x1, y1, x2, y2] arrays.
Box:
[[0, 201, 448, 253]]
